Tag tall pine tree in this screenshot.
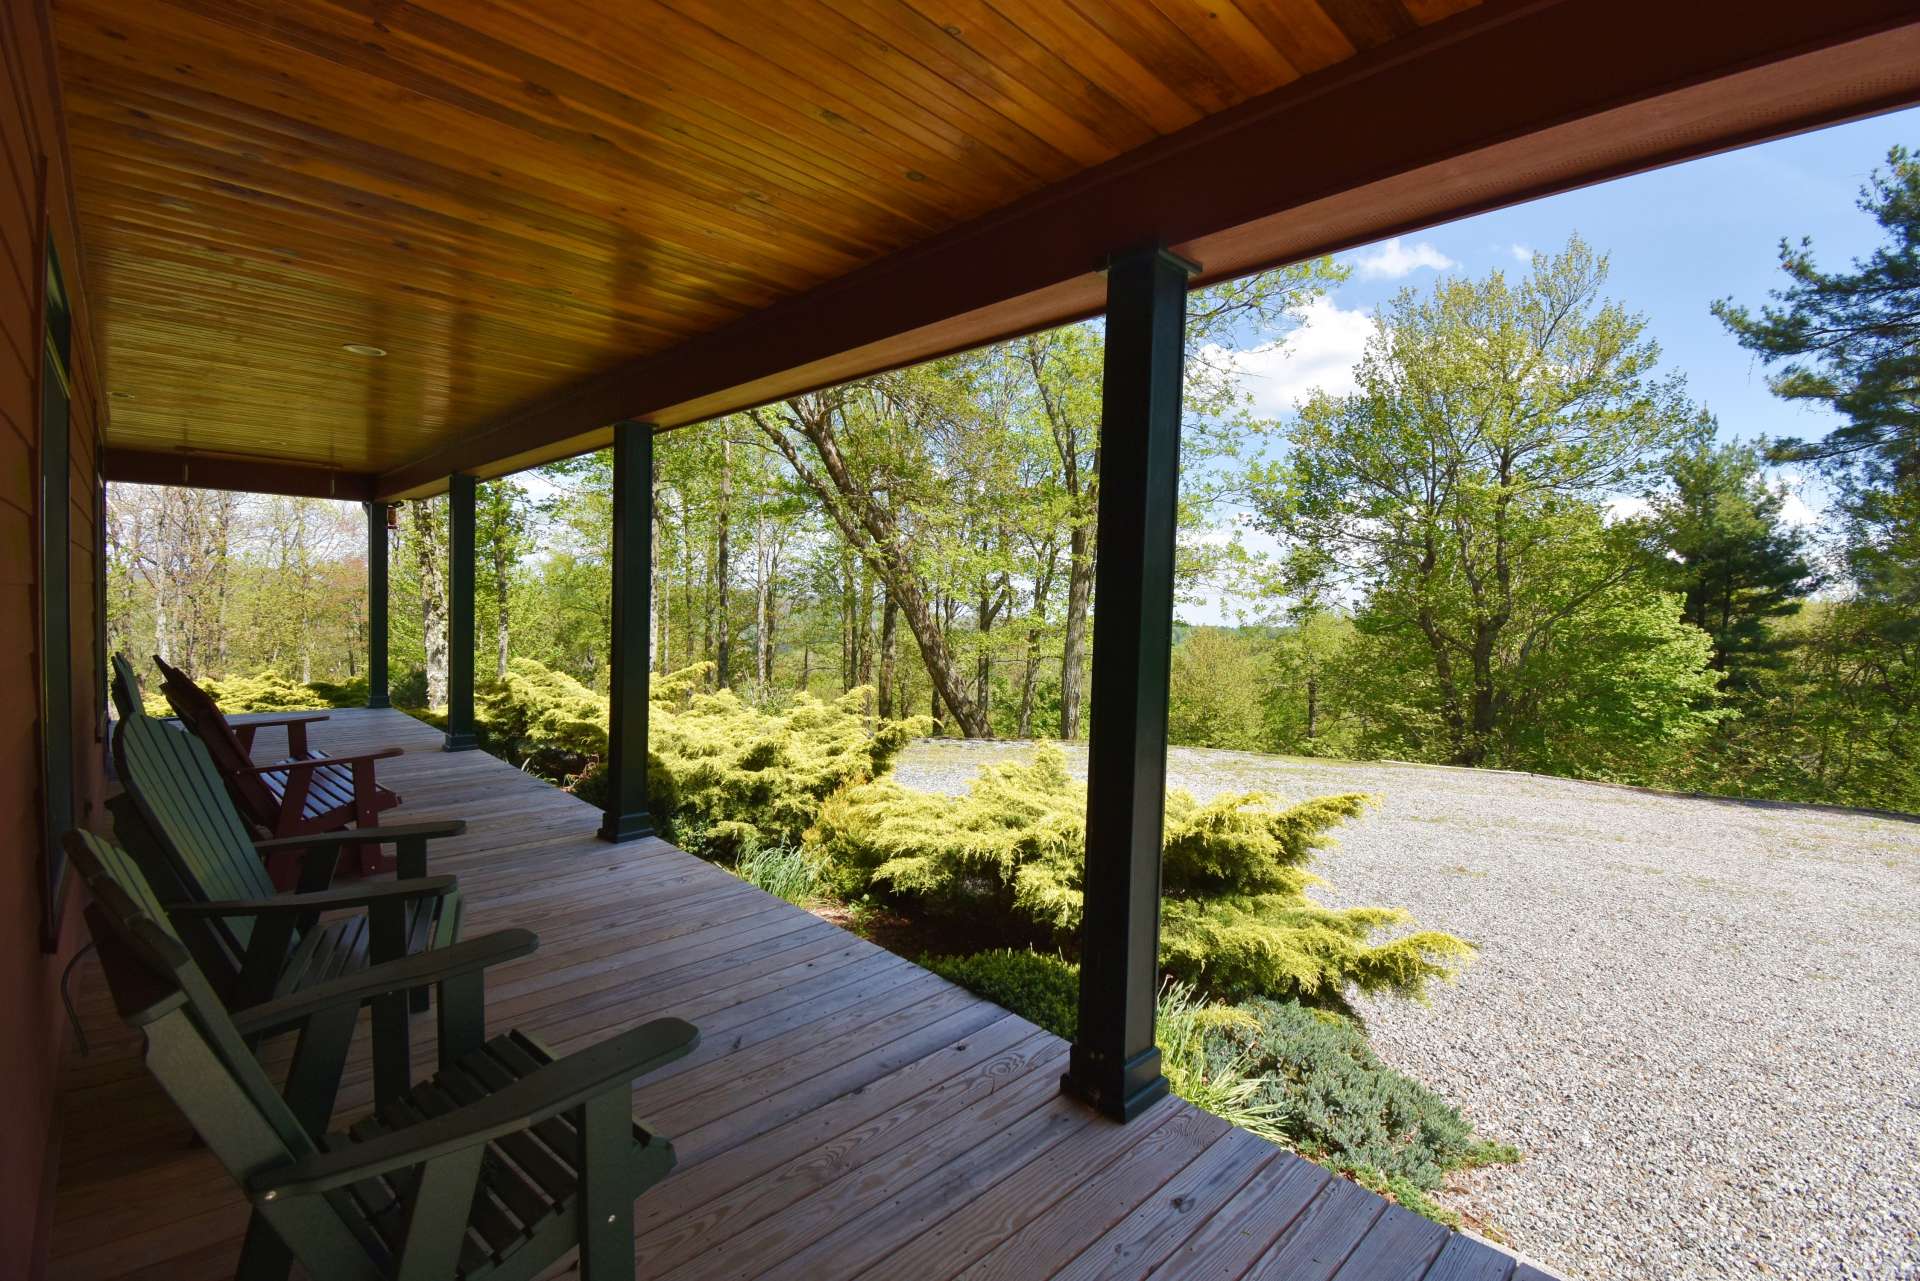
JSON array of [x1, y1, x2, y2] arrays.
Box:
[[1647, 439, 1817, 695]]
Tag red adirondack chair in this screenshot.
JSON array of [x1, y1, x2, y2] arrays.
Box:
[[152, 655, 405, 887]]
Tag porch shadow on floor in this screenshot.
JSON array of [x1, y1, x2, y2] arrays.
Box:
[[50, 707, 1550, 1281]]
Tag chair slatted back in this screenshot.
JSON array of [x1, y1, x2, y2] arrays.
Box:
[[110, 652, 147, 722], [66, 832, 382, 1278], [119, 712, 279, 954], [152, 654, 280, 826]]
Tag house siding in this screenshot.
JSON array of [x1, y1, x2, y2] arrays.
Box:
[[0, 2, 108, 1276]]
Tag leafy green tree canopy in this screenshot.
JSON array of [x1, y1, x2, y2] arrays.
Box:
[[1645, 438, 1817, 693], [1252, 238, 1711, 770]]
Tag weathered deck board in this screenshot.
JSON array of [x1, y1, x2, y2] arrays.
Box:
[[49, 708, 1552, 1280]]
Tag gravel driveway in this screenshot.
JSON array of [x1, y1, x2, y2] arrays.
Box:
[[892, 740, 1920, 1281]]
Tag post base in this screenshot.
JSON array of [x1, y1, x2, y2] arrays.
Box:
[[1062, 1044, 1169, 1122], [365, 695, 391, 709], [598, 810, 655, 843], [442, 731, 478, 752]]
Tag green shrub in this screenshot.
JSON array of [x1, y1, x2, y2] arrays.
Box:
[[922, 948, 1079, 1040], [732, 843, 824, 906], [814, 747, 1467, 1007], [303, 675, 368, 708], [431, 657, 927, 859], [921, 950, 1288, 1146], [1210, 998, 1518, 1206], [200, 671, 328, 712]]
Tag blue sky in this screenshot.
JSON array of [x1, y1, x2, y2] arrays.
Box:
[[1189, 104, 1920, 622], [1231, 105, 1920, 452]]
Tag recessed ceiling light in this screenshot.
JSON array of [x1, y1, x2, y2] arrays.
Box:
[[342, 343, 387, 357]]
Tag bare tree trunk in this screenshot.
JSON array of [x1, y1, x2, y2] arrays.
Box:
[[413, 499, 449, 709], [493, 514, 511, 682], [651, 463, 666, 674], [752, 400, 991, 737], [715, 434, 733, 689], [1060, 519, 1091, 741], [877, 591, 899, 720], [754, 517, 772, 700]]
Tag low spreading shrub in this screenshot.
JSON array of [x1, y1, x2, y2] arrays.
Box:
[[922, 948, 1080, 1040], [1210, 997, 1519, 1216], [431, 657, 927, 859], [925, 948, 1514, 1220], [814, 747, 1468, 1008], [200, 670, 330, 712]]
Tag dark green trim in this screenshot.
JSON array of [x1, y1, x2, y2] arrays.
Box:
[[599, 421, 655, 843], [366, 502, 391, 708], [444, 475, 478, 751], [39, 236, 75, 952], [1063, 245, 1192, 1122]]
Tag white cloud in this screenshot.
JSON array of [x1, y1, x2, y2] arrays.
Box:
[[1211, 296, 1374, 416], [1351, 236, 1458, 280], [1508, 243, 1535, 264]]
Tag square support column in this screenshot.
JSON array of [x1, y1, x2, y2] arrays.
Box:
[[1063, 245, 1195, 1122], [365, 502, 391, 709], [444, 474, 478, 751], [599, 420, 655, 842]]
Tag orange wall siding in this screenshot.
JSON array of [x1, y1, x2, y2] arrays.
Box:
[[1, 1, 109, 1276]]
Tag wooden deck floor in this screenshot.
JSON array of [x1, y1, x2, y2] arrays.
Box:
[[50, 708, 1549, 1281]]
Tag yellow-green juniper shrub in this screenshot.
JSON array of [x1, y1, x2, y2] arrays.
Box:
[[813, 746, 1468, 1007], [465, 658, 927, 857], [199, 670, 332, 713]]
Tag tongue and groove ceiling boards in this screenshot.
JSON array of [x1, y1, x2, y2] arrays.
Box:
[[50, 0, 1920, 498]]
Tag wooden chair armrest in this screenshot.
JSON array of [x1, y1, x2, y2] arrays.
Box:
[[170, 876, 458, 917], [238, 746, 403, 776], [230, 928, 537, 1039], [253, 820, 467, 853], [250, 1018, 697, 1200], [225, 712, 331, 728]]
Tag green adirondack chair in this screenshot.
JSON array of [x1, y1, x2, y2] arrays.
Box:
[[110, 652, 329, 785], [111, 710, 467, 1100], [68, 830, 693, 1281]]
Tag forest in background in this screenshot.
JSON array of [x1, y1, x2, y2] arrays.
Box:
[[106, 147, 1920, 814]]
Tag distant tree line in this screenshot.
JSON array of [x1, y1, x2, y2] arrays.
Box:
[[107, 147, 1920, 813]]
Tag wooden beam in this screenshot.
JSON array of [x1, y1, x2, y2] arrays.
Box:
[[373, 0, 1920, 499], [599, 421, 655, 844], [1064, 247, 1191, 1123], [443, 475, 478, 752], [365, 504, 390, 710], [105, 448, 375, 501]]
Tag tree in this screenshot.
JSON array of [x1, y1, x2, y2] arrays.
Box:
[[751, 384, 995, 737], [410, 498, 450, 708], [1166, 627, 1269, 751], [476, 479, 531, 680], [1711, 147, 1920, 498], [1645, 439, 1817, 693], [1253, 238, 1709, 770]]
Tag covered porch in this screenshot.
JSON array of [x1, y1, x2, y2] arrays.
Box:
[[51, 709, 1531, 1281], [10, 0, 1920, 1277]]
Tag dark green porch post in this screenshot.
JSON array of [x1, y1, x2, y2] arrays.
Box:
[[365, 502, 390, 709], [599, 420, 655, 842], [444, 474, 478, 751], [1063, 245, 1193, 1122]]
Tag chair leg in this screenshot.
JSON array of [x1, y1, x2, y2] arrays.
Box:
[[235, 1211, 294, 1281], [576, 1088, 637, 1281]]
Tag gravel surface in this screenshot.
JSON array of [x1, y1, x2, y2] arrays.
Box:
[[893, 740, 1920, 1281]]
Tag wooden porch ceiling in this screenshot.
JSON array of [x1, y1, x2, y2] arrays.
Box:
[[60, 0, 1920, 500]]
